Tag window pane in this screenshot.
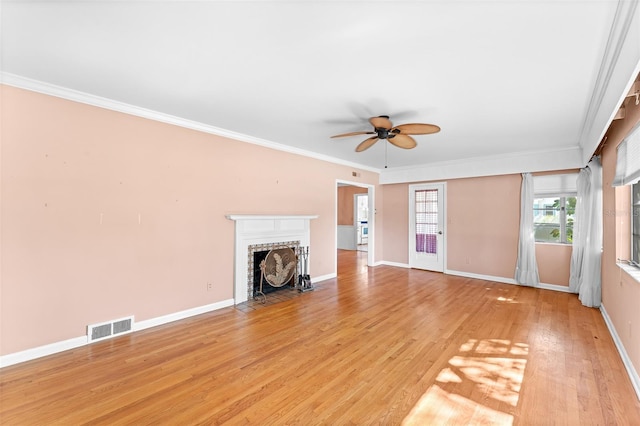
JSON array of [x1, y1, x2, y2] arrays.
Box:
[[533, 196, 576, 244], [534, 197, 561, 243], [415, 189, 437, 254], [566, 197, 576, 243]]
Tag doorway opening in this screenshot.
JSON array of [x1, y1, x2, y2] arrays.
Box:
[[336, 180, 374, 270]]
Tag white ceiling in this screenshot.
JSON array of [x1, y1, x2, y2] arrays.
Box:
[[2, 1, 639, 182]]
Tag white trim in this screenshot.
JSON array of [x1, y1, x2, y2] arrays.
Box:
[[0, 336, 87, 369], [1, 72, 381, 174], [225, 214, 318, 221], [135, 299, 234, 332], [381, 146, 583, 184], [618, 262, 640, 284], [445, 269, 519, 285], [579, 0, 640, 164], [0, 299, 234, 369], [312, 272, 336, 283], [537, 282, 572, 293], [445, 270, 574, 293], [378, 261, 411, 268], [600, 304, 640, 401]]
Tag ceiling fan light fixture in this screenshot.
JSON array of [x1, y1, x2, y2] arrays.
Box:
[[330, 115, 440, 152]]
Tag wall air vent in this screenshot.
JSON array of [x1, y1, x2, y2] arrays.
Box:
[[87, 316, 134, 343]]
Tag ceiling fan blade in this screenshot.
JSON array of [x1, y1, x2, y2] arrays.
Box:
[[355, 136, 379, 152], [392, 123, 441, 135], [330, 131, 375, 138], [369, 116, 393, 130], [388, 133, 417, 149]]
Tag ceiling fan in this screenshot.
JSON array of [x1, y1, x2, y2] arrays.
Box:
[[330, 115, 440, 152]]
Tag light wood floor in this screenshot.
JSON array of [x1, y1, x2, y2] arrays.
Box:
[[2, 250, 639, 425]]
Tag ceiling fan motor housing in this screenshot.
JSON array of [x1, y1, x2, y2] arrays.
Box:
[[376, 128, 390, 139]]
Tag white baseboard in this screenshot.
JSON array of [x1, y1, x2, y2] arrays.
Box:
[[377, 261, 411, 268], [312, 273, 336, 283], [0, 336, 88, 369], [600, 304, 640, 401], [135, 299, 234, 331], [445, 269, 519, 285], [0, 298, 235, 369], [537, 282, 572, 293], [445, 270, 572, 293]]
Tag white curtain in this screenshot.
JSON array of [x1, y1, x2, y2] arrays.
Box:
[[515, 173, 539, 286], [569, 157, 603, 307]]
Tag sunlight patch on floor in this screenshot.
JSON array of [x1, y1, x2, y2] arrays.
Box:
[[403, 339, 528, 425], [402, 384, 514, 425]]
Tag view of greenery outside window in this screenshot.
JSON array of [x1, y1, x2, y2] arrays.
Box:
[[533, 195, 576, 244]]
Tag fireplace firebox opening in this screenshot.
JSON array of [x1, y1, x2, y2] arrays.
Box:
[[247, 241, 299, 301]]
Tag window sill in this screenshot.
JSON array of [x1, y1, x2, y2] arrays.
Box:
[[617, 262, 640, 284], [534, 242, 572, 247]]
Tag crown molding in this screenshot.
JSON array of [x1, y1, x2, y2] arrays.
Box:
[[1, 72, 381, 174], [578, 0, 640, 163], [379, 146, 584, 184]]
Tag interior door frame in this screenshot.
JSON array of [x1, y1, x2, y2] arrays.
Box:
[[335, 180, 375, 269], [408, 182, 447, 272]]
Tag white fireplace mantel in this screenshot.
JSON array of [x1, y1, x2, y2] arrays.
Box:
[[226, 214, 319, 221], [226, 214, 318, 304]]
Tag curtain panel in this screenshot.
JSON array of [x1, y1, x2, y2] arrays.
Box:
[[569, 157, 603, 307], [515, 173, 540, 286]]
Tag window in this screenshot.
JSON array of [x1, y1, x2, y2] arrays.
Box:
[[613, 119, 640, 270], [632, 182, 640, 266], [533, 195, 576, 244]]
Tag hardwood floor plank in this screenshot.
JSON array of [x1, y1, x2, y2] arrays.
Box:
[[1, 250, 639, 425]]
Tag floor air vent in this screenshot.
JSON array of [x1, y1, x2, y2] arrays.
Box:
[[87, 316, 134, 343]]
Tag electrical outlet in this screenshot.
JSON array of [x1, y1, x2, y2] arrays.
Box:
[[207, 282, 213, 291]]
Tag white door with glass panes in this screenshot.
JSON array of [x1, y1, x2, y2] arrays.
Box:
[[409, 183, 445, 271]]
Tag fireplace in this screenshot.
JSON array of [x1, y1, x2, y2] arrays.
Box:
[[249, 241, 299, 299], [226, 215, 318, 304]]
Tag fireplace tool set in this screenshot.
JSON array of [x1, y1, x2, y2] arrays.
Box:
[[297, 246, 314, 292]]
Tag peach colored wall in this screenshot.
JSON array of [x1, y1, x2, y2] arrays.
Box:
[[601, 93, 640, 383], [535, 244, 571, 286], [0, 85, 380, 355], [447, 175, 520, 277], [337, 186, 367, 225], [380, 184, 409, 264]]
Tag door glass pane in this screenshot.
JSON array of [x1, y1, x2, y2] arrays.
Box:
[[415, 189, 438, 254]]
